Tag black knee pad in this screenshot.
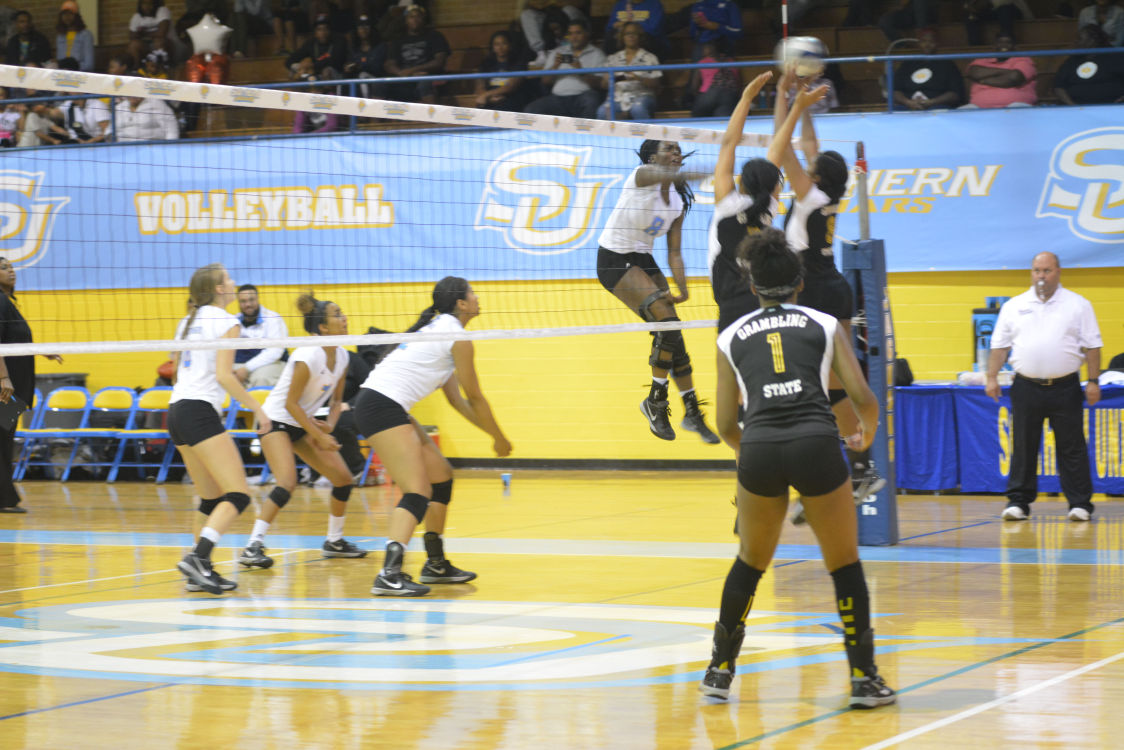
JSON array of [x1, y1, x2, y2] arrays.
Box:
[[430, 479, 453, 505], [226, 492, 251, 514], [829, 388, 848, 406], [198, 497, 222, 517], [331, 484, 353, 503], [397, 492, 429, 523], [649, 321, 684, 369], [269, 486, 291, 509]]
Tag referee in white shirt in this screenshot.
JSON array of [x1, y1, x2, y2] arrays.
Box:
[[985, 252, 1102, 522]]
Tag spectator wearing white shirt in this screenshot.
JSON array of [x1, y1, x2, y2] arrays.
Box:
[[61, 97, 110, 143], [525, 19, 607, 119], [986, 252, 1103, 522], [114, 96, 179, 141], [234, 284, 289, 387], [597, 22, 661, 120], [128, 0, 180, 65], [1078, 0, 1124, 46]]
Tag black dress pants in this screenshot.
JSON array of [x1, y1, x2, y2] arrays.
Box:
[[0, 425, 21, 508], [1006, 374, 1093, 511]]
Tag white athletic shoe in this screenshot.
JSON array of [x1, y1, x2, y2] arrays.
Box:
[[1001, 505, 1028, 521], [1067, 507, 1091, 522]]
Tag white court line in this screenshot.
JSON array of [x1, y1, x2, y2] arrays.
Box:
[[0, 540, 378, 596], [861, 649, 1124, 750]]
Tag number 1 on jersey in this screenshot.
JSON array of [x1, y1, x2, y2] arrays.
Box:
[[766, 332, 785, 373]]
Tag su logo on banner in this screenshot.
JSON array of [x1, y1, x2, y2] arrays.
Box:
[[0, 171, 70, 267], [1036, 127, 1124, 244], [475, 145, 620, 255]]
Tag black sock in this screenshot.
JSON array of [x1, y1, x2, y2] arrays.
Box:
[[831, 561, 872, 669], [193, 537, 215, 559], [719, 558, 764, 633]]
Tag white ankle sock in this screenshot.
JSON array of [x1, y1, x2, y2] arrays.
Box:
[[327, 514, 345, 542], [250, 519, 270, 543]]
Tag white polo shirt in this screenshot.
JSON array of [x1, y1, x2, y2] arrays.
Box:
[[990, 284, 1102, 379]]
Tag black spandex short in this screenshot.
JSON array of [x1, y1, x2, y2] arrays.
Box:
[[737, 435, 849, 497], [596, 247, 666, 295], [268, 420, 308, 443], [354, 388, 411, 437], [168, 399, 226, 447], [797, 271, 854, 321]]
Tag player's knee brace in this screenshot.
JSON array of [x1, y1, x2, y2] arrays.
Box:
[[330, 484, 353, 503], [225, 492, 251, 514], [649, 321, 685, 369], [671, 346, 692, 378], [829, 388, 848, 406], [269, 486, 291, 509], [197, 497, 223, 517], [397, 492, 430, 523], [638, 290, 665, 322], [430, 479, 453, 505]]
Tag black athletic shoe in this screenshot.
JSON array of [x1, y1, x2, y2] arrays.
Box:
[[419, 559, 477, 584], [698, 621, 746, 700], [322, 538, 368, 558], [681, 393, 720, 444], [851, 461, 887, 502], [641, 397, 675, 440], [238, 540, 274, 568], [177, 553, 226, 595], [371, 570, 430, 596], [186, 569, 237, 592], [850, 670, 897, 708]]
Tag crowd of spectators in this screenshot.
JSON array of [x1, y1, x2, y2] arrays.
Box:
[[1, 0, 1122, 148]]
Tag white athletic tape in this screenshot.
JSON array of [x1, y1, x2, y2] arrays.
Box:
[[0, 64, 774, 148]]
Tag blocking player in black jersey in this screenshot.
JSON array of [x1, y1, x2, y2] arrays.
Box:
[[700, 227, 896, 709], [770, 68, 885, 521]]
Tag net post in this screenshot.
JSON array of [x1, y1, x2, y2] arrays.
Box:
[[855, 141, 870, 241]]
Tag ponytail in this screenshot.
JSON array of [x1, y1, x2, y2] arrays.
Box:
[[180, 263, 225, 339], [406, 276, 470, 333], [738, 158, 781, 229]]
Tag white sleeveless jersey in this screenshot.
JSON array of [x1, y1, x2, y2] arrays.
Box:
[[263, 345, 348, 427], [362, 314, 463, 411], [170, 305, 240, 412], [597, 167, 684, 254]]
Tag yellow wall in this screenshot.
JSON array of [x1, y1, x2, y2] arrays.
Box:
[[18, 266, 1123, 461]]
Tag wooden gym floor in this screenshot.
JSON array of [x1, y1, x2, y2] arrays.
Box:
[[1, 471, 1122, 749]]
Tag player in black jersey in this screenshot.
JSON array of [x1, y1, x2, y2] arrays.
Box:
[[771, 68, 885, 518], [709, 72, 783, 332], [700, 227, 896, 709]]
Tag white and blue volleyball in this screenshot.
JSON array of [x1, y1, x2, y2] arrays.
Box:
[[774, 36, 828, 78]]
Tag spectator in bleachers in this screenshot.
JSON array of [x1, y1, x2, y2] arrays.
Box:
[[879, 0, 937, 42], [371, 0, 427, 45], [892, 28, 966, 109], [604, 0, 669, 60], [785, 73, 839, 112], [1077, 0, 1124, 45], [287, 14, 348, 80], [60, 95, 111, 143], [234, 284, 289, 387], [55, 1, 93, 71], [519, 0, 589, 67], [688, 0, 743, 59], [129, 0, 182, 65], [6, 10, 52, 66], [115, 96, 180, 141], [965, 0, 1033, 46], [107, 53, 136, 76], [1054, 24, 1124, 103], [685, 39, 741, 117], [312, 0, 355, 36], [276, 0, 311, 55], [344, 15, 387, 98], [384, 5, 449, 104], [15, 99, 57, 146], [293, 78, 343, 131], [0, 88, 20, 147], [474, 30, 536, 112], [230, 0, 279, 58], [598, 22, 661, 120], [525, 19, 606, 118], [138, 47, 171, 79], [964, 33, 1037, 107]]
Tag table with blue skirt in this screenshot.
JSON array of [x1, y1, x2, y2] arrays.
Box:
[[894, 384, 1124, 494]]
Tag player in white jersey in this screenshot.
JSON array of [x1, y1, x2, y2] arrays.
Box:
[[238, 294, 367, 570], [170, 263, 272, 595], [355, 276, 512, 597], [595, 138, 719, 445]]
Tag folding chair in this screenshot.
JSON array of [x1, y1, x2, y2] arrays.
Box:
[[14, 386, 94, 481], [227, 387, 272, 476], [109, 386, 173, 483], [59, 387, 133, 481]]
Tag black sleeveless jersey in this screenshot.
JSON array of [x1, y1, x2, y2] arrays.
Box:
[[783, 186, 839, 278], [716, 303, 840, 442], [708, 192, 775, 325]]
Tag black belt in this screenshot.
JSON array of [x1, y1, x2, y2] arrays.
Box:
[[1015, 372, 1079, 387]]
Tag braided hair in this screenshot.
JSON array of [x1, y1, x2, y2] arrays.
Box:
[[638, 139, 694, 215], [406, 276, 470, 333]]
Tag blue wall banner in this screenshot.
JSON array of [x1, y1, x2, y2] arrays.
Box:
[[2, 105, 1122, 290]]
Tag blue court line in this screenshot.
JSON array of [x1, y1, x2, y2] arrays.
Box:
[[0, 683, 172, 721], [489, 634, 628, 668], [898, 519, 996, 542], [715, 613, 1124, 749]]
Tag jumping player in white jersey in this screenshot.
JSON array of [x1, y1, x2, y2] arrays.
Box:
[[771, 69, 885, 523], [356, 276, 512, 597], [170, 263, 272, 595], [596, 138, 719, 444], [700, 227, 895, 709], [238, 294, 367, 570]]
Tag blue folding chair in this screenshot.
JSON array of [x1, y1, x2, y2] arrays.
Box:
[[59, 387, 132, 481], [108, 386, 173, 482], [15, 386, 94, 481]]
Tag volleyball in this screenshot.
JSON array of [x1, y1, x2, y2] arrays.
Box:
[[775, 36, 828, 78]]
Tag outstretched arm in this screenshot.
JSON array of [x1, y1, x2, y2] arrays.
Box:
[[767, 84, 827, 200], [714, 71, 773, 204], [445, 340, 512, 456]]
